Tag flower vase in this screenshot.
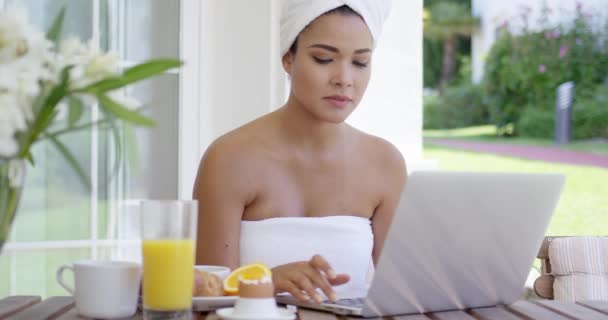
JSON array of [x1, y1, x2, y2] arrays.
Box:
[[0, 160, 25, 254]]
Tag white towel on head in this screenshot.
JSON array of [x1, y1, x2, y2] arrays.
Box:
[[280, 0, 392, 57]]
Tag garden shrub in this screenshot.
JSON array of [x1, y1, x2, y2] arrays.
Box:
[[423, 84, 488, 129], [482, 3, 608, 137], [573, 85, 608, 139]]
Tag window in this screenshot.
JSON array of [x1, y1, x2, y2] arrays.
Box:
[[0, 0, 183, 297]]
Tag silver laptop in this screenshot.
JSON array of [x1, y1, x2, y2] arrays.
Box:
[[276, 171, 565, 317]]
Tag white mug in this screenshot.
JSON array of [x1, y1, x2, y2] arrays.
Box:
[[56, 260, 141, 319]]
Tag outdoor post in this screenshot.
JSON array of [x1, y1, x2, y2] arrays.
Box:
[[555, 81, 574, 144]]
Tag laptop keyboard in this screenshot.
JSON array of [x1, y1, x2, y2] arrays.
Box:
[[325, 297, 365, 308]]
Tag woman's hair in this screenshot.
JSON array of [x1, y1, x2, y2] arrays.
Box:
[[287, 5, 362, 56]]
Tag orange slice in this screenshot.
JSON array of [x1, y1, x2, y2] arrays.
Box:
[[223, 263, 272, 295]]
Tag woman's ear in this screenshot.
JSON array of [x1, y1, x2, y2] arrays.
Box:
[[282, 52, 294, 75]]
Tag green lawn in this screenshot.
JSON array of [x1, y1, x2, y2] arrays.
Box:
[[0, 196, 110, 298], [424, 125, 608, 155], [424, 143, 608, 236]]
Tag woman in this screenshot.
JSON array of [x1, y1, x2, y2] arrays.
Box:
[[193, 0, 406, 304]]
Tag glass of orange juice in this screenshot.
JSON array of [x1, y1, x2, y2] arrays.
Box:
[[140, 200, 197, 320]]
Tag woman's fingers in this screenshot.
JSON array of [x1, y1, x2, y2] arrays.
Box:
[[306, 270, 337, 302], [293, 274, 323, 303], [308, 255, 347, 302], [309, 255, 336, 280], [328, 273, 350, 286], [274, 258, 350, 304], [309, 255, 350, 285], [280, 280, 311, 303], [302, 265, 337, 301]]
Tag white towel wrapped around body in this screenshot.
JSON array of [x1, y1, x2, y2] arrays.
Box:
[[240, 215, 374, 298], [280, 0, 392, 57]]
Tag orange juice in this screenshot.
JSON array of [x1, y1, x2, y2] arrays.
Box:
[[142, 239, 195, 310]]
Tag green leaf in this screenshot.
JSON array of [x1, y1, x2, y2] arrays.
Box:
[[123, 59, 183, 80], [46, 134, 91, 190], [20, 66, 72, 158], [67, 96, 84, 127], [32, 86, 50, 115], [79, 59, 182, 94], [123, 123, 140, 173], [35, 67, 72, 131], [98, 94, 156, 127], [103, 111, 123, 183], [0, 181, 8, 220], [44, 117, 112, 140], [25, 152, 35, 166], [46, 6, 66, 44]]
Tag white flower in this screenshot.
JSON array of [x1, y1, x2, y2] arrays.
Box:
[[0, 126, 20, 158], [0, 7, 30, 63], [85, 50, 119, 79], [0, 6, 54, 156], [0, 6, 54, 85], [0, 6, 147, 161], [0, 94, 24, 157], [59, 37, 120, 89], [59, 37, 90, 65]]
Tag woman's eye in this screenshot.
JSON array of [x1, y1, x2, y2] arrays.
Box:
[[313, 57, 332, 64], [353, 61, 369, 68]]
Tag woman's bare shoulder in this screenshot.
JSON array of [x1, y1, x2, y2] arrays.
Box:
[[193, 118, 274, 201], [350, 127, 407, 174], [200, 117, 274, 172]]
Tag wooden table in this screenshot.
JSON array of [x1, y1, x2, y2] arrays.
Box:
[[1, 296, 607, 320]]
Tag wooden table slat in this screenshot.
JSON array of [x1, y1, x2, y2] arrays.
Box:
[[535, 299, 608, 320], [468, 306, 523, 320], [578, 301, 608, 315], [7, 297, 74, 320], [0, 296, 42, 319], [51, 308, 79, 320], [297, 308, 340, 320], [55, 307, 144, 320], [506, 300, 571, 320], [300, 308, 434, 319], [342, 316, 382, 320], [428, 310, 476, 320], [390, 314, 432, 319], [202, 313, 221, 320]]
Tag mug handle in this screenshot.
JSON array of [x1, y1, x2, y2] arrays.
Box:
[[56, 265, 75, 295]]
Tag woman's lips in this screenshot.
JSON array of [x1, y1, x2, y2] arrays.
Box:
[[323, 96, 352, 108]]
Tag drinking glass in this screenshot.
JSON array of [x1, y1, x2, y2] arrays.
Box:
[[140, 200, 198, 320]]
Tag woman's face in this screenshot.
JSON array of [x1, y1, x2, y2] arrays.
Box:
[[282, 12, 373, 124]]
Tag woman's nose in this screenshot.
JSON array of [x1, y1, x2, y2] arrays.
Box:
[[330, 63, 353, 88]]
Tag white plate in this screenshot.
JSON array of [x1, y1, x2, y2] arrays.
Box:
[[193, 296, 238, 311], [195, 265, 231, 280], [216, 307, 296, 320]]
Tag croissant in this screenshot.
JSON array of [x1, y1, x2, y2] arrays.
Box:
[[193, 269, 224, 297]]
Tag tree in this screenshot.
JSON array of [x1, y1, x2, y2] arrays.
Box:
[[424, 1, 479, 91]]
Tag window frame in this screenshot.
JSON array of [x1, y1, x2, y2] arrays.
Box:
[[1, 0, 203, 296]]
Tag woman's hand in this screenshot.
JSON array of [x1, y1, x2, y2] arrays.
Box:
[[272, 254, 350, 304]]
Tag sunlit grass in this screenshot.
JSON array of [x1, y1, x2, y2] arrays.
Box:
[[424, 125, 608, 155], [424, 125, 498, 138]]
